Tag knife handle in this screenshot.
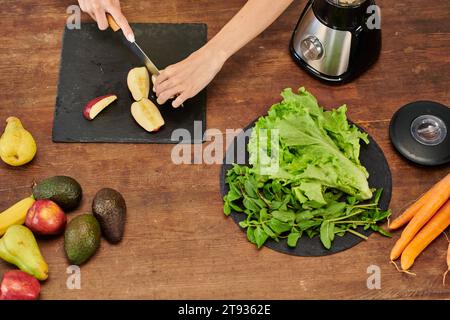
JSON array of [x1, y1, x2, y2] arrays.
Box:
[[107, 14, 121, 32]]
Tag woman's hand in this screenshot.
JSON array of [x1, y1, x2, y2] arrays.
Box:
[[154, 45, 227, 108], [78, 0, 135, 42]]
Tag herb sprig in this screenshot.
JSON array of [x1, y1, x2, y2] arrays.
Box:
[[224, 165, 391, 249]]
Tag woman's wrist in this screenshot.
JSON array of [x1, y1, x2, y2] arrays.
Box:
[[203, 37, 231, 66]]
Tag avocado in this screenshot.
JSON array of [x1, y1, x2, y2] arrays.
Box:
[[33, 176, 82, 211], [92, 188, 126, 244], [64, 214, 101, 266]]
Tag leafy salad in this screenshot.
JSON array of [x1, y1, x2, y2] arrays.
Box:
[[223, 88, 391, 249]]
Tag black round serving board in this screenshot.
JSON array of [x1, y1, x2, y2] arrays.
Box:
[[220, 119, 392, 257]]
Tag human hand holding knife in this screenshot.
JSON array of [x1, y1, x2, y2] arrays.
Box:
[[78, 0, 135, 42]]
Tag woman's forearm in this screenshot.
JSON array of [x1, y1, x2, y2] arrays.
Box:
[[207, 0, 294, 62], [155, 0, 294, 107]]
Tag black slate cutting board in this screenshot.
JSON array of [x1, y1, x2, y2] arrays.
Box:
[[53, 23, 207, 144]]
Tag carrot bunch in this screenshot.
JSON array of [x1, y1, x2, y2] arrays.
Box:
[[389, 173, 450, 280]]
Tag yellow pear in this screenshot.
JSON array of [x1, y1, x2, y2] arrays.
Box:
[[0, 117, 37, 166]]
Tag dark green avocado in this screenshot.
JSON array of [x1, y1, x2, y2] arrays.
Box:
[[64, 214, 101, 266], [92, 188, 126, 244], [33, 176, 82, 211]]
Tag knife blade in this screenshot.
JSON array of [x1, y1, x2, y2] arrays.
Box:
[[107, 14, 160, 77], [130, 42, 160, 76]]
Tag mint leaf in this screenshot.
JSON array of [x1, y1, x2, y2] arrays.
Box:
[[287, 232, 301, 248], [329, 222, 335, 242], [320, 221, 333, 249], [373, 188, 383, 205], [247, 227, 256, 244], [378, 228, 393, 238], [271, 210, 296, 223], [259, 208, 269, 222], [239, 220, 248, 228], [297, 219, 321, 230], [371, 224, 392, 237], [268, 218, 292, 234], [262, 224, 277, 239], [227, 184, 242, 202], [224, 201, 231, 216], [228, 201, 244, 213], [296, 210, 315, 221], [243, 197, 260, 213], [254, 226, 269, 248], [244, 178, 258, 198], [322, 202, 346, 217]]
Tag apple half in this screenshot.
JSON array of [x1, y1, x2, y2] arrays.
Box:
[[128, 67, 150, 101], [83, 94, 118, 120], [131, 98, 165, 132]]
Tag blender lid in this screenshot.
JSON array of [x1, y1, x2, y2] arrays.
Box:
[[389, 101, 450, 166]]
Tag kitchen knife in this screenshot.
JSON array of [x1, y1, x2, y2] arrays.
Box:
[[107, 14, 160, 77]]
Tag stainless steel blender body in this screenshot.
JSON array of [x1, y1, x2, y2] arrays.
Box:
[[290, 0, 381, 83]]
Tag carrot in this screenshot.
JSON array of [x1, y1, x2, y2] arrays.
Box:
[[389, 173, 450, 230], [444, 233, 450, 285], [400, 200, 450, 270], [390, 179, 450, 261]]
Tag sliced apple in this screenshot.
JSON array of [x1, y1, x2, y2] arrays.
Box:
[[83, 94, 117, 120], [131, 98, 165, 132], [127, 67, 150, 101]]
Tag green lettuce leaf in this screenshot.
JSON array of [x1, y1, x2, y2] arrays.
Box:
[[248, 87, 372, 202]]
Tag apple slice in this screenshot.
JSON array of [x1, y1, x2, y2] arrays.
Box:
[[128, 67, 150, 101], [151, 75, 157, 93], [131, 98, 165, 132], [83, 94, 117, 120]]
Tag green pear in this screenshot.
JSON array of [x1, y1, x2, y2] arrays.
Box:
[[0, 225, 48, 280]]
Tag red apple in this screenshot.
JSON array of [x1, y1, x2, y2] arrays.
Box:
[[25, 200, 67, 235], [83, 94, 118, 120], [0, 270, 40, 300], [131, 98, 165, 132]]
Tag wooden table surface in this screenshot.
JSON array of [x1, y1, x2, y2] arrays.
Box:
[[0, 0, 449, 300]]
